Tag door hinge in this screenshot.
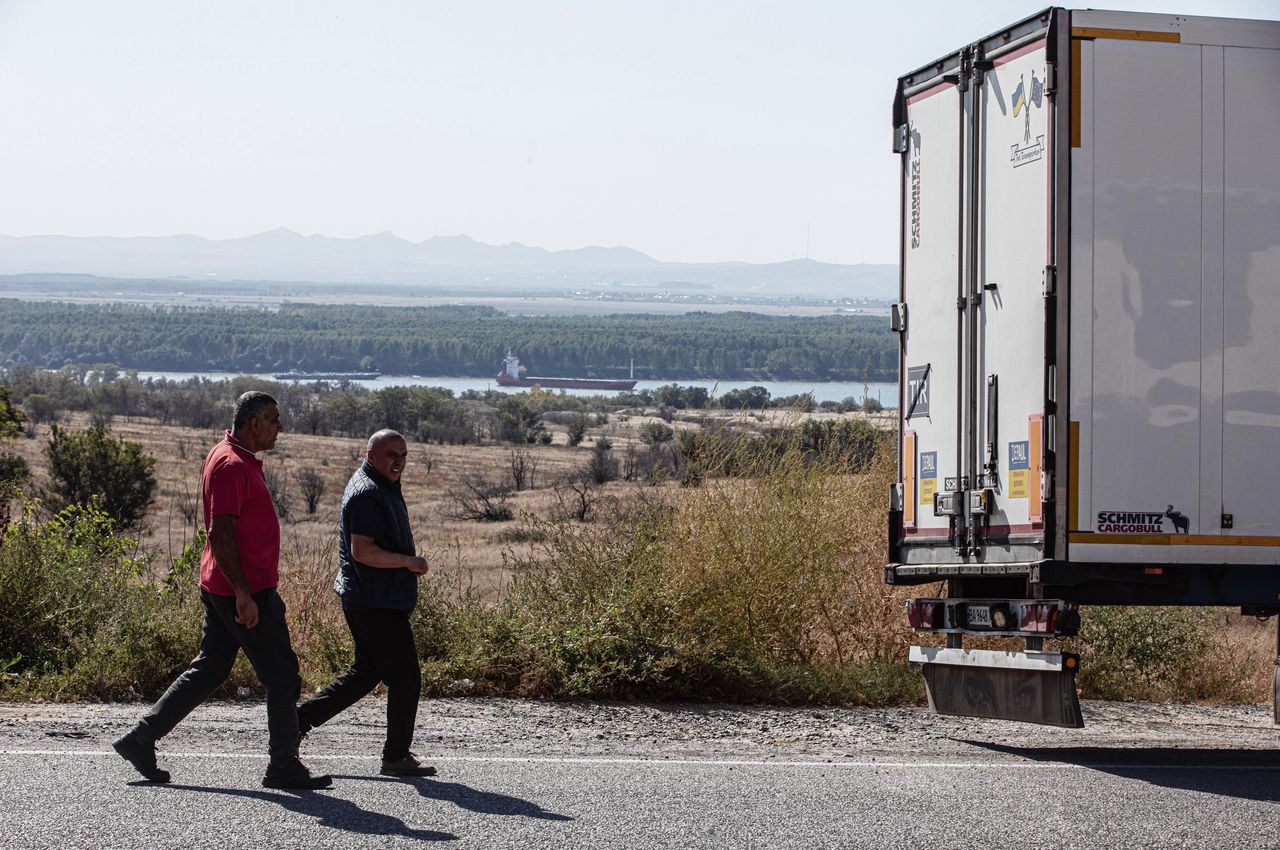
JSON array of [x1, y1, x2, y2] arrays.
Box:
[[893, 124, 909, 154], [1043, 265, 1057, 297], [956, 47, 973, 92], [973, 56, 994, 86], [891, 302, 908, 333]]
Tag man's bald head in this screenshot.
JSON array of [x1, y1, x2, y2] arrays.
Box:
[[366, 429, 409, 482], [367, 429, 404, 452]]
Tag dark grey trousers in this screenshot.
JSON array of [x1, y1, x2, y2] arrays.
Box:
[[297, 608, 421, 761], [136, 587, 302, 766]]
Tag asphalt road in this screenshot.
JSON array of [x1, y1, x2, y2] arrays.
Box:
[[2, 700, 1279, 849]]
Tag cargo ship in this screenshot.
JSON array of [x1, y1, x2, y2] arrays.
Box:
[[495, 352, 636, 391], [273, 370, 381, 381]]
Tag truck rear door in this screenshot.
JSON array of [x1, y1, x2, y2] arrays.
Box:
[[974, 35, 1054, 553], [895, 68, 962, 558], [893, 13, 1057, 571]]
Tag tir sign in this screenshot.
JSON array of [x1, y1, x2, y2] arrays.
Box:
[[906, 365, 930, 418]]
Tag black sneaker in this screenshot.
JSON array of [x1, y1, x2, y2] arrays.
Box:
[[262, 756, 332, 790], [380, 752, 437, 777], [112, 730, 171, 783]]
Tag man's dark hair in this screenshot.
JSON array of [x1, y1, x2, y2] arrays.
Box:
[[233, 391, 278, 433]]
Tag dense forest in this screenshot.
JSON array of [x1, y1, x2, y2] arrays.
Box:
[[0, 300, 896, 381]]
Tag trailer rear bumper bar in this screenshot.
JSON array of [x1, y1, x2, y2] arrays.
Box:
[[888, 559, 1280, 606], [887, 561, 1038, 584]]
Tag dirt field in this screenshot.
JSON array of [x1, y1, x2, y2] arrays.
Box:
[[7, 406, 892, 598]]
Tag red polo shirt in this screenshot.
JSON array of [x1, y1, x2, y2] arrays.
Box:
[[199, 431, 281, 596]]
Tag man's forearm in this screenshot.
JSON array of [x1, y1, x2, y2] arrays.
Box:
[[210, 528, 252, 595], [352, 538, 416, 569]]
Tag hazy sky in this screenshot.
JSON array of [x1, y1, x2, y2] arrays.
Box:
[[0, 1, 1275, 265]]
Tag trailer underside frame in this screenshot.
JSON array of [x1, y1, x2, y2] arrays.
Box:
[[887, 559, 1280, 608]]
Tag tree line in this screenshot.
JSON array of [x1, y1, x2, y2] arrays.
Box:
[[0, 368, 887, 535], [0, 300, 897, 381], [2, 366, 886, 449]]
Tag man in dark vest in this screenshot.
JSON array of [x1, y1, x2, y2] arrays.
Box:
[[296, 428, 434, 777]]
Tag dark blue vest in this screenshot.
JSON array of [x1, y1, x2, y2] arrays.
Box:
[[333, 461, 418, 612]]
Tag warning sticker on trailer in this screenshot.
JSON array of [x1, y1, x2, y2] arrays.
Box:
[[1007, 440, 1030, 499], [919, 451, 937, 506]]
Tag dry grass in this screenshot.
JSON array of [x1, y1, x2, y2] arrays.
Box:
[[8, 407, 888, 590], [657, 433, 910, 666], [4, 408, 1273, 706], [1070, 606, 1273, 704], [7, 411, 626, 594], [473, 428, 927, 704]]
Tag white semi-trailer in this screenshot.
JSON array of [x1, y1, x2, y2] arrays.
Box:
[[884, 8, 1280, 726]]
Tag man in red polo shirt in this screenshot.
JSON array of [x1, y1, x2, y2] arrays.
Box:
[[113, 391, 330, 790]]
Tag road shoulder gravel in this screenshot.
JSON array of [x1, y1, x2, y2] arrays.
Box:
[[2, 698, 1276, 764]]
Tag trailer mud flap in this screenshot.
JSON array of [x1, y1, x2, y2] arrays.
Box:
[[1273, 662, 1279, 726], [1273, 619, 1280, 726], [909, 647, 1083, 728]]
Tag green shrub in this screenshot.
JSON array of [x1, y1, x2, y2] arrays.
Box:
[[718, 386, 771, 410], [505, 509, 678, 697], [0, 385, 28, 493], [496, 397, 545, 444], [412, 570, 525, 695], [565, 414, 589, 446], [45, 423, 157, 530], [0, 454, 30, 493], [0, 508, 257, 700], [0, 385, 24, 441], [403, 431, 918, 705], [1073, 606, 1259, 702], [639, 422, 674, 446], [0, 502, 138, 681], [587, 437, 618, 484]]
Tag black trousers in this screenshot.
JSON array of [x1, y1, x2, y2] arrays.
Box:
[[297, 607, 421, 761], [138, 587, 302, 765]]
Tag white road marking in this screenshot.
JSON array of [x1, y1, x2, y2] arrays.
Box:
[[2, 749, 1277, 771]]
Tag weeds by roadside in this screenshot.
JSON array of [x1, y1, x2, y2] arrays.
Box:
[[0, 431, 1271, 707], [0, 503, 260, 700], [1069, 605, 1264, 703], [408, 430, 926, 705]]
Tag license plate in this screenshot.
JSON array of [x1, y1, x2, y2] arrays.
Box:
[[966, 605, 992, 628]]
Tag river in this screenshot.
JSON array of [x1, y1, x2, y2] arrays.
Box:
[[129, 371, 897, 406]]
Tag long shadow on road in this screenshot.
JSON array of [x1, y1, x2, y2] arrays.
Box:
[[158, 784, 458, 841], [959, 741, 1280, 802], [335, 775, 574, 821]]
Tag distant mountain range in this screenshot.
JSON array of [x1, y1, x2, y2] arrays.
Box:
[[0, 230, 898, 300]]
